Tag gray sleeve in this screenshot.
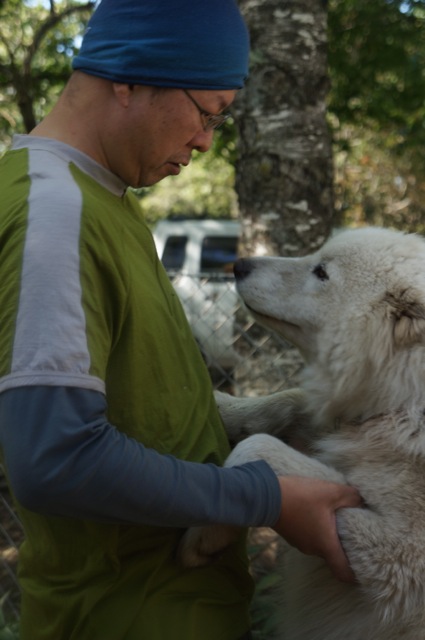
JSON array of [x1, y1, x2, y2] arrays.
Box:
[[0, 386, 281, 528]]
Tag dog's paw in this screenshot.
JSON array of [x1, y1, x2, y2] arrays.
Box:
[[177, 524, 241, 568]]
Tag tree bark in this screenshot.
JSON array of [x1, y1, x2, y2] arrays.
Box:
[[235, 0, 334, 257]]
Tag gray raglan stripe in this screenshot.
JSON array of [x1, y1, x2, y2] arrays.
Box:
[[6, 147, 105, 393]]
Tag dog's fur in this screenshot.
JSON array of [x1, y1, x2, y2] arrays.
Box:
[[179, 228, 425, 639]]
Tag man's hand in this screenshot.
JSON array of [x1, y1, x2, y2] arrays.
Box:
[[273, 476, 362, 583]]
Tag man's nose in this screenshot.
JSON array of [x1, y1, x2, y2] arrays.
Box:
[[190, 129, 215, 153]]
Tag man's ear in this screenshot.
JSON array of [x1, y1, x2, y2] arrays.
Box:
[[385, 291, 425, 346]]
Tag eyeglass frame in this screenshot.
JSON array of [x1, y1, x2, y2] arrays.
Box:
[[183, 89, 231, 132]]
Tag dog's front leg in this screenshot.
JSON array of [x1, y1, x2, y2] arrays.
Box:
[[177, 523, 242, 568], [178, 434, 345, 568], [215, 388, 312, 444], [226, 433, 345, 482]]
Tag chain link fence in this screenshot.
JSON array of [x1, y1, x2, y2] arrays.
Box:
[[0, 469, 22, 621], [168, 271, 303, 395], [0, 273, 303, 623]]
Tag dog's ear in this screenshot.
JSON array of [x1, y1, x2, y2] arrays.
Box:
[[385, 291, 425, 346]]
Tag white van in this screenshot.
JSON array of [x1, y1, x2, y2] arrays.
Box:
[[153, 218, 241, 371]]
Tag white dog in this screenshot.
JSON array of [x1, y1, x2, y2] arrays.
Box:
[[179, 227, 425, 640]]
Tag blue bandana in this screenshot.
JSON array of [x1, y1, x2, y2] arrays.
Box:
[[72, 0, 250, 90]]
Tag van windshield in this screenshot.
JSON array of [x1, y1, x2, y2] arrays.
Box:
[[200, 236, 238, 273], [162, 235, 188, 270]]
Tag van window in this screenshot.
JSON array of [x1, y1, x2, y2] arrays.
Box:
[[162, 235, 188, 270], [200, 236, 238, 272]]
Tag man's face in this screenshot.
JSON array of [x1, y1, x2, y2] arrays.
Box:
[[109, 86, 237, 188]]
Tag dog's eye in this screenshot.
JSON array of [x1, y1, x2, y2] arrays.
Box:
[[312, 263, 329, 281]]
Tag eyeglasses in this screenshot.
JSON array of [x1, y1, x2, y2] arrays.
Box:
[[183, 89, 231, 132]]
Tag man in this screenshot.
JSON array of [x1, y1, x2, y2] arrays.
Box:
[[0, 1, 361, 639]]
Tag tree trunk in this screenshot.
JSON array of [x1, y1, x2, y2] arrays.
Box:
[[235, 0, 334, 257], [17, 83, 37, 133]]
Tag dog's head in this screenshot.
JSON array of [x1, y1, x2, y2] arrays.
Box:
[[234, 228, 425, 418]]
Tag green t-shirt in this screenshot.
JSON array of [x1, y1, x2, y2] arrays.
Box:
[[0, 136, 254, 640]]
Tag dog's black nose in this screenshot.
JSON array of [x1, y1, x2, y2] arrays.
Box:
[[234, 258, 253, 281]]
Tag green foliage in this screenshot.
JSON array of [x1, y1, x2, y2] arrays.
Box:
[[328, 0, 425, 162], [328, 0, 425, 228], [0, 0, 94, 140], [211, 118, 239, 166], [247, 538, 282, 640], [138, 139, 239, 225], [250, 571, 281, 639], [0, 595, 19, 640], [333, 121, 425, 231]]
